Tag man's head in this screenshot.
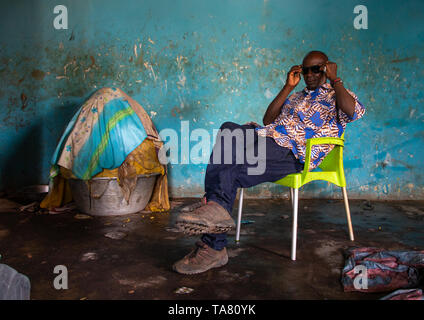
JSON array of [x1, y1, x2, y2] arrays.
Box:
[[302, 51, 328, 90]]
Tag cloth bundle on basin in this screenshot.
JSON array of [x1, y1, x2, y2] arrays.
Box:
[[341, 247, 424, 293], [41, 87, 169, 214]]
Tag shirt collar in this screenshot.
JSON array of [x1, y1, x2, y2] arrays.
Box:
[[303, 82, 332, 95]]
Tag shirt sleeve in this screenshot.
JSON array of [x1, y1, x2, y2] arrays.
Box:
[[279, 93, 297, 116], [337, 89, 365, 124]]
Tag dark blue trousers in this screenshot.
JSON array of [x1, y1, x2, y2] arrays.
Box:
[[201, 122, 303, 250]]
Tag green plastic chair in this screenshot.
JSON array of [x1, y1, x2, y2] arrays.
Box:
[[235, 133, 354, 261]]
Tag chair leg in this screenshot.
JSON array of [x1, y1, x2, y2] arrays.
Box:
[[291, 188, 299, 261], [342, 186, 355, 241], [290, 187, 294, 208], [235, 188, 244, 243]]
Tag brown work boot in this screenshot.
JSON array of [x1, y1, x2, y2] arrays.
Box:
[[172, 241, 228, 274], [176, 200, 235, 235], [180, 196, 207, 213]]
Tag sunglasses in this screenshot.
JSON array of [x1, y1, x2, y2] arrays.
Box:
[[302, 65, 324, 75]]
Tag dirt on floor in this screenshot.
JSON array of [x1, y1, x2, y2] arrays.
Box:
[[0, 197, 423, 300]]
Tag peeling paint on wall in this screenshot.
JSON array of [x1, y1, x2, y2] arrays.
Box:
[[0, 0, 423, 199]]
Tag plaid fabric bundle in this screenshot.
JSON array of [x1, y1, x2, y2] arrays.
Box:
[[380, 288, 424, 300], [341, 247, 424, 293]]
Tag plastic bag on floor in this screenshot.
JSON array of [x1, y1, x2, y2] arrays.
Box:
[[0, 264, 31, 300], [341, 247, 424, 293], [380, 288, 424, 300]]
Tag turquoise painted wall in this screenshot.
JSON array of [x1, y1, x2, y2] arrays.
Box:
[[0, 0, 423, 199]]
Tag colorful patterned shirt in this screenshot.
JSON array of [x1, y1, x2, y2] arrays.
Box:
[[255, 82, 365, 170]]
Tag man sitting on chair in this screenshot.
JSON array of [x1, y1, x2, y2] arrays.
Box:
[[173, 50, 365, 274]]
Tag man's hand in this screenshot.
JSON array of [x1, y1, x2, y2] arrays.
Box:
[[324, 61, 337, 82], [326, 61, 356, 118], [286, 65, 302, 89], [263, 65, 301, 126]]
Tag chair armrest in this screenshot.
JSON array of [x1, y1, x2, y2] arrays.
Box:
[[303, 137, 345, 173], [307, 137, 344, 148]]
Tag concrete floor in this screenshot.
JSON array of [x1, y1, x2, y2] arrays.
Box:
[[0, 196, 423, 300]]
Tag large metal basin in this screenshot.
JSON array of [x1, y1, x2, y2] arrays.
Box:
[[68, 174, 158, 216]]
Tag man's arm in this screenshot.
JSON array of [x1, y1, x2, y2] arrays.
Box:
[[263, 85, 294, 125], [333, 81, 355, 118], [263, 65, 302, 126], [325, 62, 355, 118]]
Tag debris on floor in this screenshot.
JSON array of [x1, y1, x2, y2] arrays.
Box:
[[397, 205, 424, 220], [362, 200, 374, 211], [243, 212, 265, 217], [18, 202, 39, 213], [174, 286, 194, 294], [49, 202, 77, 215], [80, 252, 98, 262], [104, 231, 127, 240], [74, 213, 93, 220], [116, 275, 167, 289]]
